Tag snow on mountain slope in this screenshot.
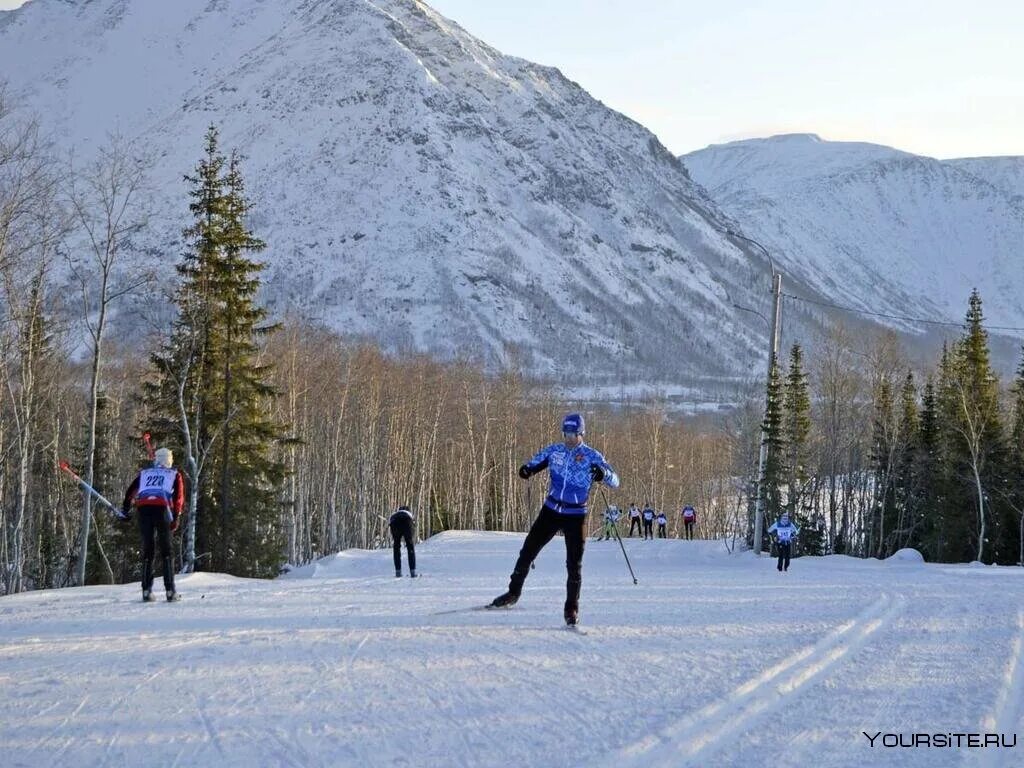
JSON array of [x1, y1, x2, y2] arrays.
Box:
[[0, 0, 772, 385], [2, 531, 1023, 767], [683, 134, 1024, 335], [949, 156, 1024, 202]]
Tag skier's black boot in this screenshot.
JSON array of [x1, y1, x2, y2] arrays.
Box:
[[491, 565, 528, 608], [166, 590, 180, 602], [564, 575, 581, 626], [395, 569, 402, 578], [490, 591, 519, 608], [410, 569, 418, 578], [142, 589, 155, 602]]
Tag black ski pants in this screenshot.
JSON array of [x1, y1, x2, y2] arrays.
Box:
[[629, 517, 641, 537], [643, 519, 653, 539], [684, 520, 695, 539], [777, 541, 792, 571], [390, 516, 416, 573], [508, 506, 586, 611], [657, 523, 666, 538], [139, 506, 175, 593]]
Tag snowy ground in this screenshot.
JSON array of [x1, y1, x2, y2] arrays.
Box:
[[2, 531, 1022, 768]]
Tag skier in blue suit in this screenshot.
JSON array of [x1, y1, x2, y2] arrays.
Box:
[[490, 413, 620, 625]]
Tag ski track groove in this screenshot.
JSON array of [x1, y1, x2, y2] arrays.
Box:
[[973, 610, 1024, 768], [193, 691, 226, 760], [605, 592, 906, 768], [400, 664, 477, 768], [22, 691, 91, 760]]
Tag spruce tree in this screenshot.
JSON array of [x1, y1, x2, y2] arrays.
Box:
[[893, 372, 921, 553], [782, 343, 820, 552], [761, 354, 787, 528], [145, 126, 286, 578], [1006, 349, 1024, 564], [916, 376, 943, 559], [938, 291, 1006, 562], [870, 376, 896, 558]]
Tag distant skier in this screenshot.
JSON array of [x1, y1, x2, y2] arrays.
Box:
[[627, 503, 642, 537], [120, 447, 185, 602], [490, 413, 620, 626], [389, 505, 417, 578], [642, 504, 655, 540], [656, 511, 668, 538], [681, 504, 697, 540], [767, 512, 800, 572], [600, 505, 621, 540]]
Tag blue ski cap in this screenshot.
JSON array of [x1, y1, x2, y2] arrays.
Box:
[[562, 412, 585, 436]]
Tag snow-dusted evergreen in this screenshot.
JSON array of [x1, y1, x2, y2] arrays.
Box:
[[0, 0, 776, 384], [683, 134, 1024, 333]]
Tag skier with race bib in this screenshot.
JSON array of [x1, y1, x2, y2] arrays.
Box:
[[627, 503, 642, 537], [767, 512, 800, 572], [656, 511, 668, 538], [120, 447, 185, 602], [600, 505, 621, 540], [681, 504, 696, 539], [490, 413, 620, 626], [642, 504, 655, 540]]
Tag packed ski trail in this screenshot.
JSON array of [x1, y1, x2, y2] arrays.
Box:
[[1, 532, 1022, 768]]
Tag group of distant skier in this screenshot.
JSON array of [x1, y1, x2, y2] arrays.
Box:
[[112, 413, 798, 620], [604, 502, 697, 541]]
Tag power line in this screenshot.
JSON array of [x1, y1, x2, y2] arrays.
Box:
[[781, 291, 1024, 333]]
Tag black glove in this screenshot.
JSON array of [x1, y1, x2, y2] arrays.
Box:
[[590, 465, 605, 483], [118, 507, 132, 522], [518, 464, 533, 480]]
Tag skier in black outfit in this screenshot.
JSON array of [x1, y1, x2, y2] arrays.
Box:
[[389, 505, 417, 577], [627, 504, 642, 537], [120, 447, 185, 602], [768, 513, 800, 572], [490, 413, 620, 626], [642, 504, 655, 540], [681, 505, 697, 539]]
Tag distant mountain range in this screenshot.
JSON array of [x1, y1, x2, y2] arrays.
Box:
[[683, 134, 1024, 341], [1, 1, 1021, 393]]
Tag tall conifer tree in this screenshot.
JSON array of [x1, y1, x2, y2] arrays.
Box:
[[145, 126, 285, 577], [761, 354, 787, 525], [938, 291, 1005, 562], [783, 343, 820, 552], [893, 371, 921, 553]]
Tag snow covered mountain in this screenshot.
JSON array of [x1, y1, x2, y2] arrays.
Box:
[[683, 134, 1024, 336], [0, 0, 777, 387]]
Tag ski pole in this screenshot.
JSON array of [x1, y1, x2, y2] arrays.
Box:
[[58, 461, 121, 516], [600, 487, 638, 585]]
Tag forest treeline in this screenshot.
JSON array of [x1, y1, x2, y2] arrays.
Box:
[[2, 99, 1022, 594]]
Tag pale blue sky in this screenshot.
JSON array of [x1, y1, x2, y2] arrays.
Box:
[[2, 0, 1020, 158]]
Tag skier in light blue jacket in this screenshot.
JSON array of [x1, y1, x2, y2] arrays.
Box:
[[767, 512, 800, 572], [490, 413, 620, 625]]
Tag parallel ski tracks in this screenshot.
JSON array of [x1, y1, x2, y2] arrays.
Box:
[[606, 592, 906, 768], [975, 610, 1024, 768]]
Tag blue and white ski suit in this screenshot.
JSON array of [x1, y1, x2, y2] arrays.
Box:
[[522, 442, 619, 515]]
